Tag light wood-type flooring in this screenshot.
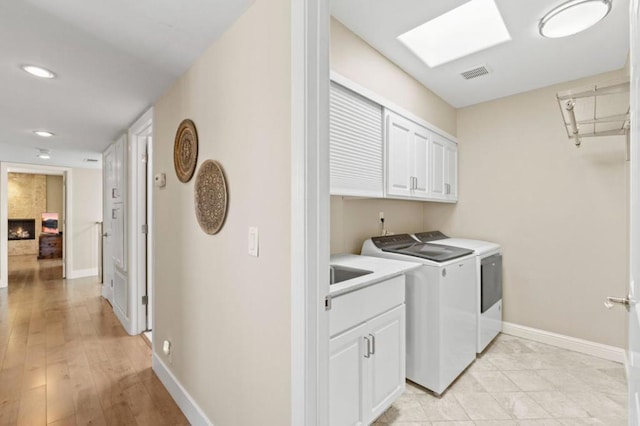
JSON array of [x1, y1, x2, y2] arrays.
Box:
[[0, 255, 188, 425]]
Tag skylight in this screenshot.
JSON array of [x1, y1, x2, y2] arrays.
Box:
[[397, 0, 512, 68]]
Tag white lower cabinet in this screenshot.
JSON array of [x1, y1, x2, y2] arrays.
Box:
[[329, 277, 406, 426]]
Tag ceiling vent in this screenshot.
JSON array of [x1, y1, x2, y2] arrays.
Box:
[[461, 65, 490, 80], [84, 158, 99, 163]]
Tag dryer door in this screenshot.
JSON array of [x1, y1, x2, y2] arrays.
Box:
[[481, 254, 502, 313]]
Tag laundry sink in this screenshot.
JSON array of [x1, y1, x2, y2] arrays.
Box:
[[330, 265, 373, 285]]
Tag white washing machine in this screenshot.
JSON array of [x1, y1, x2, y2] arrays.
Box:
[[361, 234, 477, 395], [414, 231, 502, 353]]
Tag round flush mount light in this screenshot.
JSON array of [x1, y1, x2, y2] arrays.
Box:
[[539, 0, 611, 38], [21, 64, 56, 79], [33, 130, 54, 137], [37, 149, 51, 159]]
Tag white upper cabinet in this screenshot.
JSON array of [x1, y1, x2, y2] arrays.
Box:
[[330, 82, 384, 197], [386, 110, 432, 200], [386, 111, 414, 198], [429, 132, 458, 201], [329, 74, 458, 203]]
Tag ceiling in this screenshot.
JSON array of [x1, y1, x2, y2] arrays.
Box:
[[331, 0, 630, 108], [0, 0, 253, 168]]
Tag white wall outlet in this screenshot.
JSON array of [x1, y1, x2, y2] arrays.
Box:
[[154, 173, 166, 188], [248, 227, 259, 257], [163, 339, 171, 355]]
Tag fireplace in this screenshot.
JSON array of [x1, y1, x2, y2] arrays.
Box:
[[8, 219, 36, 240]]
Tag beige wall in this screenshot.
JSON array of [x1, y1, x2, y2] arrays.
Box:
[[330, 18, 458, 255], [423, 68, 629, 348], [152, 0, 291, 424], [8, 173, 46, 255], [70, 168, 102, 272], [46, 175, 63, 221], [331, 17, 457, 136]]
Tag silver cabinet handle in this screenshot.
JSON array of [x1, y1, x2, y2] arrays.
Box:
[[605, 294, 633, 311], [369, 334, 375, 355], [364, 336, 371, 358]]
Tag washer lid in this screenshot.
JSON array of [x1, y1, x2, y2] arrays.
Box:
[[387, 242, 474, 262], [415, 232, 501, 255], [371, 234, 473, 262]]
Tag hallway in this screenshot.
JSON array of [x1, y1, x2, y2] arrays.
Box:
[[0, 256, 187, 425]]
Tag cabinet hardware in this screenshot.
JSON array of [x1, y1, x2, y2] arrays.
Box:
[[141, 224, 148, 234], [369, 334, 375, 355], [364, 336, 371, 358], [141, 295, 148, 305], [112, 209, 117, 219], [112, 188, 118, 199]]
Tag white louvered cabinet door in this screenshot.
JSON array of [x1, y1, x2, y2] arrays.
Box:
[[330, 82, 384, 197]]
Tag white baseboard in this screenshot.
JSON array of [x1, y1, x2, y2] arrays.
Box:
[[501, 321, 625, 363], [66, 268, 98, 279], [152, 352, 213, 426]]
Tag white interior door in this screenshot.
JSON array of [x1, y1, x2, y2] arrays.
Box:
[[102, 147, 115, 303], [628, 1, 640, 423]]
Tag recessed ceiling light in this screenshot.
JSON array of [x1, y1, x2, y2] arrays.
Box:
[[539, 0, 611, 38], [397, 0, 511, 68], [37, 149, 51, 159], [21, 65, 56, 79], [33, 130, 54, 137]]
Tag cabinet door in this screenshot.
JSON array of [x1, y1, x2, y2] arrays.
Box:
[[330, 323, 368, 426], [412, 127, 430, 199], [330, 82, 384, 197], [366, 305, 406, 421], [444, 140, 458, 200], [386, 111, 413, 198], [429, 133, 447, 199]]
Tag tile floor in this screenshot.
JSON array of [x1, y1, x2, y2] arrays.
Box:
[[374, 333, 627, 425]]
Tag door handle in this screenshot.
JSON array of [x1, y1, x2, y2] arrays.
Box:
[[604, 294, 633, 311], [102, 232, 109, 237], [364, 336, 371, 358]]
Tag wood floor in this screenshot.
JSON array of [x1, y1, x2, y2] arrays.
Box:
[[0, 255, 188, 425]]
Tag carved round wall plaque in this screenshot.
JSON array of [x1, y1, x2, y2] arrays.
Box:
[[174, 119, 199, 183], [194, 160, 228, 235]]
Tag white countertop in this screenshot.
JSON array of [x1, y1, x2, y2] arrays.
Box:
[[329, 254, 421, 297]]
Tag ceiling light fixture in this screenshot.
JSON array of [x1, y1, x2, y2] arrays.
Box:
[[37, 149, 51, 160], [33, 130, 54, 137], [21, 65, 56, 79], [397, 0, 511, 68], [539, 0, 612, 38]]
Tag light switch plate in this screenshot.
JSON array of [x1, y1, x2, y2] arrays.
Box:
[[248, 227, 259, 257]]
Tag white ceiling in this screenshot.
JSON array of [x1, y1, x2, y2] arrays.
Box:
[[331, 0, 630, 108], [0, 0, 253, 168]]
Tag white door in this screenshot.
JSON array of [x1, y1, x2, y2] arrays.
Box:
[[367, 305, 405, 421], [329, 323, 368, 426], [102, 147, 115, 302], [628, 1, 640, 423], [386, 111, 413, 197]]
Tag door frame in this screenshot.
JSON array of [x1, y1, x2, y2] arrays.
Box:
[[128, 108, 153, 335], [0, 162, 72, 288], [291, 0, 330, 424]]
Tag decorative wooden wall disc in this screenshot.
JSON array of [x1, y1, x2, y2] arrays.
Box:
[[194, 160, 228, 235], [174, 119, 198, 183]]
